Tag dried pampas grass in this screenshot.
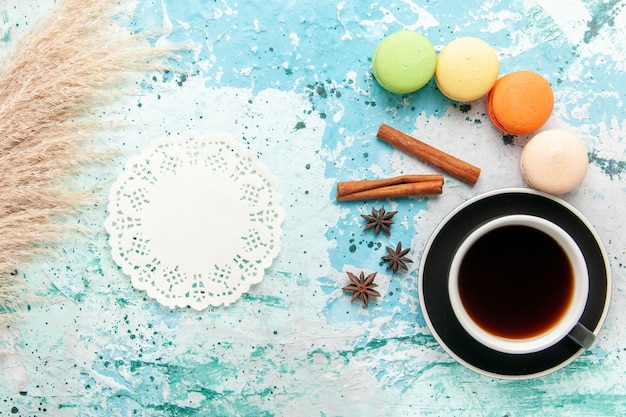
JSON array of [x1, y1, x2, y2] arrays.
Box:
[[0, 0, 179, 322]]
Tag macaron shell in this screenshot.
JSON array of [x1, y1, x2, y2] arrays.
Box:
[[435, 37, 499, 102], [520, 129, 588, 195], [372, 30, 436, 94], [487, 71, 554, 135]]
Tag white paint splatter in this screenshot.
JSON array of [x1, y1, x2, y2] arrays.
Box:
[[533, 0, 591, 44], [289, 32, 300, 46]]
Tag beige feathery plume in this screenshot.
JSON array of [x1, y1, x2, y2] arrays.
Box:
[[0, 0, 179, 322]]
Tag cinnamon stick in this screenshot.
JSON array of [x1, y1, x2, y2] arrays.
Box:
[[336, 174, 443, 198], [336, 176, 443, 201], [376, 124, 481, 185]]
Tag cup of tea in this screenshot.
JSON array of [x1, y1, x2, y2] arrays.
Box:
[[448, 214, 595, 354]]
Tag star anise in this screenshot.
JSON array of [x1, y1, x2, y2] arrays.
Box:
[[342, 271, 381, 307], [382, 242, 413, 273], [361, 206, 397, 235]]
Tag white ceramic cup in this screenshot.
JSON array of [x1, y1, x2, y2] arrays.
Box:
[[448, 214, 594, 354]]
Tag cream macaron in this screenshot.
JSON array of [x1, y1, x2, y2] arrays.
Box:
[[520, 129, 588, 194], [372, 30, 436, 95], [435, 37, 499, 102]]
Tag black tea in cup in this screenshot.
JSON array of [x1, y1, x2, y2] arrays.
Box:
[[457, 225, 574, 339]]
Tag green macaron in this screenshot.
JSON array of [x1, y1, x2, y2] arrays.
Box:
[[372, 30, 436, 95]]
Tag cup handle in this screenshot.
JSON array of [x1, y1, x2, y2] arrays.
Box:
[[567, 322, 595, 349]]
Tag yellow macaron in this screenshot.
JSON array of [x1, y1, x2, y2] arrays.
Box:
[[435, 37, 499, 102]]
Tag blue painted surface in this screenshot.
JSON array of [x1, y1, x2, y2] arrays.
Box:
[[1, 0, 625, 416]]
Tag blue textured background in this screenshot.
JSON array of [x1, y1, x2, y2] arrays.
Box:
[[1, 0, 625, 415]]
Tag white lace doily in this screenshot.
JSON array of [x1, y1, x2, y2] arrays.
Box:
[[105, 132, 285, 309]]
